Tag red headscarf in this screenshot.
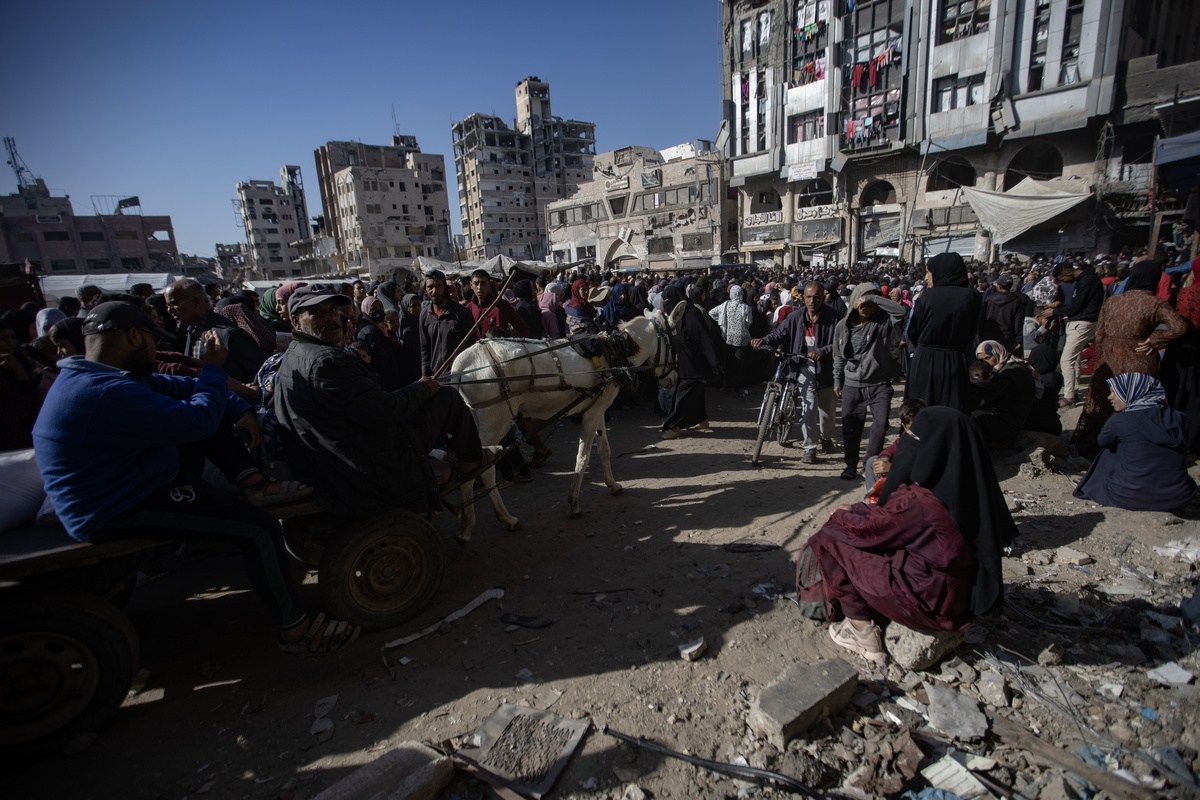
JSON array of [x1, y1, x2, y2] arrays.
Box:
[[566, 279, 592, 310]]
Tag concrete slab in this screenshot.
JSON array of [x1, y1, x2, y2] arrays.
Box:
[[748, 658, 858, 749], [312, 742, 454, 800]]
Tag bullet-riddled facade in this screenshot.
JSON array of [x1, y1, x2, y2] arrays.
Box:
[[453, 77, 596, 261], [546, 142, 733, 272], [720, 0, 1200, 266]]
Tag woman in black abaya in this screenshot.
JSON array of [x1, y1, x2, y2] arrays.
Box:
[[905, 253, 982, 412], [660, 285, 722, 438]]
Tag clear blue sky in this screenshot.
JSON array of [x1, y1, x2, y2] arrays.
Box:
[[3, 0, 722, 256]]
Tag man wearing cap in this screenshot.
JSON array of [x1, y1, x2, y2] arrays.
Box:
[[165, 278, 268, 383], [275, 285, 484, 516], [418, 270, 476, 377], [980, 273, 1035, 357], [32, 301, 354, 654]]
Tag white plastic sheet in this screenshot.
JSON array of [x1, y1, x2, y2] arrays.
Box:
[[962, 177, 1091, 245]]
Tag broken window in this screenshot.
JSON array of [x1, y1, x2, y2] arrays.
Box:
[[43, 231, 70, 241], [938, 0, 991, 44], [933, 73, 986, 112], [608, 195, 628, 217], [787, 111, 825, 144]]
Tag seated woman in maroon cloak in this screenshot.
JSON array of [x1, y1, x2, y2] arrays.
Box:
[[796, 406, 1019, 663]]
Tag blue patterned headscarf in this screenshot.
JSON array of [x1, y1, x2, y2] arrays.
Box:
[[1108, 372, 1167, 412]]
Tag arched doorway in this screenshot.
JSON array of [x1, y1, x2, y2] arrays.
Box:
[[796, 178, 834, 208], [860, 180, 897, 207], [1003, 143, 1063, 190]]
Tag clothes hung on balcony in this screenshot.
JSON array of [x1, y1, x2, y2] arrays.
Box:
[[869, 59, 878, 88], [814, 56, 826, 80], [851, 64, 865, 89]]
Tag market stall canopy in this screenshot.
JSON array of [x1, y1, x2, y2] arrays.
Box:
[[961, 177, 1091, 245], [1155, 128, 1200, 192], [39, 272, 180, 299]]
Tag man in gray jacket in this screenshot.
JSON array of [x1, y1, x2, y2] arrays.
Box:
[[832, 283, 907, 480]]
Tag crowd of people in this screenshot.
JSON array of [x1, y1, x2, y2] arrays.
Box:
[[1, 240, 1197, 665]]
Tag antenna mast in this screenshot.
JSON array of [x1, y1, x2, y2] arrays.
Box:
[[4, 137, 36, 190]]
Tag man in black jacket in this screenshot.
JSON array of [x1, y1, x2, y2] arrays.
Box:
[[165, 279, 268, 382], [751, 282, 839, 464], [980, 273, 1035, 356], [275, 285, 483, 517], [419, 270, 476, 377], [1048, 263, 1103, 404]]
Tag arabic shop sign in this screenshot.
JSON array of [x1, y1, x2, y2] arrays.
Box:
[[744, 210, 784, 226]]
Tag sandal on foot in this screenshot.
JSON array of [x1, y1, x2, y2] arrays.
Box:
[[239, 476, 313, 507], [278, 612, 360, 654]]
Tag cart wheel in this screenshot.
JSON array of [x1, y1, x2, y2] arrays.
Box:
[[0, 592, 139, 762], [318, 512, 447, 632]]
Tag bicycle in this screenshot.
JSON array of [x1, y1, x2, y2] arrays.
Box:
[[751, 348, 812, 466]]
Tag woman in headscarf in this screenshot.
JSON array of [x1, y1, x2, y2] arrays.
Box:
[[35, 308, 66, 339], [261, 282, 307, 333], [628, 280, 650, 318], [1073, 373, 1196, 512], [796, 407, 1018, 663], [598, 282, 637, 328], [905, 252, 982, 412], [771, 287, 794, 326], [259, 287, 287, 331], [563, 278, 600, 337], [970, 340, 1038, 442], [512, 280, 544, 338], [709, 284, 753, 396], [1072, 260, 1188, 457], [48, 318, 86, 359], [393, 293, 423, 385], [217, 296, 277, 357], [354, 296, 407, 390], [660, 285, 723, 438], [537, 281, 564, 338]]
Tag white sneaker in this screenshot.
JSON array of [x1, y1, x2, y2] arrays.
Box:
[[661, 427, 681, 440], [829, 619, 887, 664]]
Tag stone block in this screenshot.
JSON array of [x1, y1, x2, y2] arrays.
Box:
[[925, 682, 988, 741], [748, 658, 858, 750], [312, 742, 454, 800], [884, 624, 964, 671]]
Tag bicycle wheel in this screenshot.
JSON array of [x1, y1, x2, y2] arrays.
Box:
[[777, 384, 796, 447], [752, 384, 780, 465]]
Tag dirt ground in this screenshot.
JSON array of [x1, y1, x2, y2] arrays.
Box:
[[11, 387, 1200, 800]]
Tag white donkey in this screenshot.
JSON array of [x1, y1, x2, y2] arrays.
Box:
[[449, 305, 682, 525]]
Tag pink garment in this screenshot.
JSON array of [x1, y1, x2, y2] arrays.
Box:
[[538, 290, 562, 338], [219, 302, 277, 354], [275, 282, 308, 316]]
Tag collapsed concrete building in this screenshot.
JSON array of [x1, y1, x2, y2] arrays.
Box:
[[452, 77, 596, 261]]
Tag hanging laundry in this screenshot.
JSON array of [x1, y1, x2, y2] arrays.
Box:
[[742, 81, 750, 100], [868, 59, 878, 88], [852, 64, 865, 89], [814, 56, 827, 80], [846, 118, 855, 138]]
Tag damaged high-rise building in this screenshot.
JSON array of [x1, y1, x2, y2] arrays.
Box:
[[720, 0, 1200, 266], [313, 136, 453, 278], [452, 77, 597, 261]]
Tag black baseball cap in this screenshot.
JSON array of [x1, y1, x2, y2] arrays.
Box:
[[82, 301, 168, 338], [996, 274, 1014, 288], [287, 283, 352, 317]]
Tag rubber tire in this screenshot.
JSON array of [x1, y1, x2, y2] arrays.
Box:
[[752, 385, 780, 465], [0, 591, 139, 763], [318, 511, 448, 633], [777, 387, 796, 448]]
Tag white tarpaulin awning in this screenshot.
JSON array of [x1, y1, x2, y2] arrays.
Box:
[[40, 272, 181, 298], [961, 177, 1091, 244]]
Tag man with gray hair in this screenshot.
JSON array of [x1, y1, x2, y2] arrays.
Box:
[[164, 278, 268, 382]]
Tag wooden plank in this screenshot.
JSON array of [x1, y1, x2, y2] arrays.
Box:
[[988, 712, 1156, 800]]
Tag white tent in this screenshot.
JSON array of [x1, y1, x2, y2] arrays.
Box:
[[961, 177, 1092, 245], [40, 272, 180, 299]]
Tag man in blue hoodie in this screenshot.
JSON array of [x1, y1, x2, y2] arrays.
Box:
[[33, 301, 357, 654]]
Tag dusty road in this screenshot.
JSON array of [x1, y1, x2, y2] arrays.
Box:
[[11, 389, 1200, 800]]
